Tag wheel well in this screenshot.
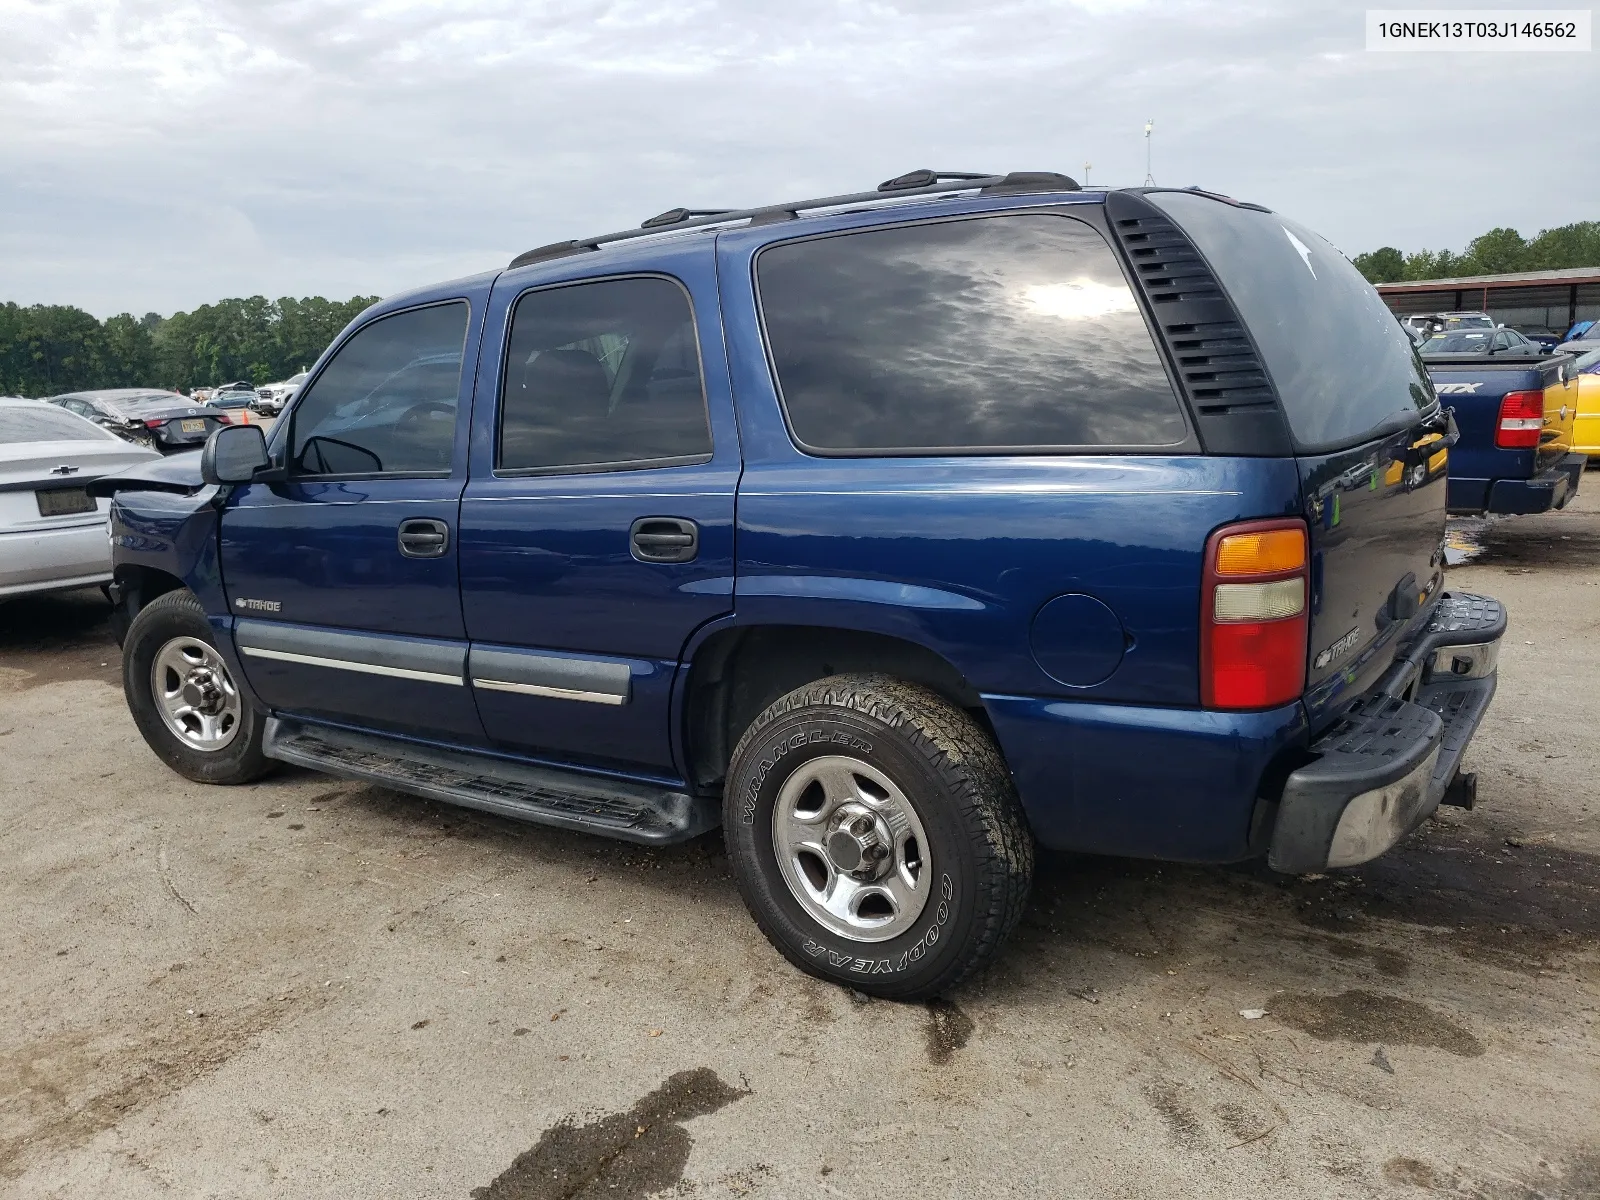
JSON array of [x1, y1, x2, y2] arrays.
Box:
[[109, 565, 186, 643], [682, 625, 986, 791]]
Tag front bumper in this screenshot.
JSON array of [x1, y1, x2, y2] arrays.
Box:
[[1268, 591, 1505, 874]]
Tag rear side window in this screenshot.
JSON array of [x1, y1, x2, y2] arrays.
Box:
[[757, 214, 1187, 453], [0, 405, 114, 444], [290, 301, 468, 477], [498, 276, 713, 472], [1147, 192, 1433, 451]]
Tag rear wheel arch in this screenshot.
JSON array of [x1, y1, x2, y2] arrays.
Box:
[[680, 624, 989, 792]]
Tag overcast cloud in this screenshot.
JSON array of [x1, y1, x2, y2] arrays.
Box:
[[2, 0, 1595, 316]]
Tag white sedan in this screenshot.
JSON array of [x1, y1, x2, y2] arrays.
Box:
[[0, 397, 160, 600]]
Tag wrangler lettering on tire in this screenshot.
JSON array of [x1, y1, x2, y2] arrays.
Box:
[[722, 674, 1033, 1001]]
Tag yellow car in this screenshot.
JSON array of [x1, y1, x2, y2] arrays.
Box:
[[1574, 348, 1600, 460]]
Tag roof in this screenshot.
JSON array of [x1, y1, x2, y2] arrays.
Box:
[[1376, 267, 1600, 292], [505, 170, 1087, 269], [49, 388, 181, 400]]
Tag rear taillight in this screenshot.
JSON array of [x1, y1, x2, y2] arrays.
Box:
[[144, 418, 165, 429], [215, 413, 232, 424], [1201, 519, 1309, 710], [1495, 390, 1544, 448]]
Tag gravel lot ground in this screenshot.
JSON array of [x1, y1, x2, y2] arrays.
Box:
[[2, 491, 1597, 1199]]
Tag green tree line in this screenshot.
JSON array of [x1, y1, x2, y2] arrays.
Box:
[[0, 294, 377, 398], [1353, 221, 1600, 284]]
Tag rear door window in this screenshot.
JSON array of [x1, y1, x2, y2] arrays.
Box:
[[1147, 191, 1433, 452], [497, 276, 713, 472], [756, 214, 1188, 454]]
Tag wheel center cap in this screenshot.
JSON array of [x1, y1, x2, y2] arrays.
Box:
[[825, 806, 889, 878], [182, 669, 222, 713]]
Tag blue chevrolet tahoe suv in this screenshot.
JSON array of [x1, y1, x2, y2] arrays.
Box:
[[98, 170, 1507, 1000]]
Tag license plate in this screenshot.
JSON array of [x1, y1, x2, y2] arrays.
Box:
[[36, 487, 97, 517], [180, 419, 206, 433]]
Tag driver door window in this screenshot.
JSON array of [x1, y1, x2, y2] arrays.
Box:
[[291, 301, 469, 476]]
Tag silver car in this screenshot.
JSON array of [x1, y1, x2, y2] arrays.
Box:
[[0, 397, 160, 600]]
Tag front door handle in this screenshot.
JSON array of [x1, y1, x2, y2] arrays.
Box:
[[630, 517, 698, 564], [398, 518, 450, 559]]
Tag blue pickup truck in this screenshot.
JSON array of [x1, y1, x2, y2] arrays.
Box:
[[96, 171, 1507, 999], [1423, 350, 1585, 515]]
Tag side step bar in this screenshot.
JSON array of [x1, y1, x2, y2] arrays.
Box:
[[263, 718, 719, 846]]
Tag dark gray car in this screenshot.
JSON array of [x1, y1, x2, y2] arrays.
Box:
[[46, 389, 231, 453]]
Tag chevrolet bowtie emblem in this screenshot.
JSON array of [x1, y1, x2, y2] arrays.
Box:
[[49, 464, 80, 475]]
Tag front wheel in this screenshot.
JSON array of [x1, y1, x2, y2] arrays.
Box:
[[723, 674, 1033, 1001], [123, 589, 273, 784]]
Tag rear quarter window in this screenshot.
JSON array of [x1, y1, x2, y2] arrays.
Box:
[[756, 214, 1189, 454], [1147, 191, 1433, 452]]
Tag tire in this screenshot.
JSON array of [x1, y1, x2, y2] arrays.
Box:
[[723, 673, 1033, 1001], [123, 589, 273, 785]]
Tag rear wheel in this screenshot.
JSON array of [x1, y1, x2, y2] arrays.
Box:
[[123, 589, 272, 784], [723, 674, 1033, 1000]]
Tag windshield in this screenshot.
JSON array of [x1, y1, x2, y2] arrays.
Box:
[[1421, 331, 1492, 354], [0, 405, 115, 444], [288, 372, 307, 384], [1575, 348, 1600, 373], [1146, 191, 1432, 451]]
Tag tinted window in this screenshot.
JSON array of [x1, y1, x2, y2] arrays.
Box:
[[0, 405, 114, 444], [1148, 192, 1432, 451], [498, 277, 712, 472], [291, 302, 467, 476], [758, 215, 1185, 452]]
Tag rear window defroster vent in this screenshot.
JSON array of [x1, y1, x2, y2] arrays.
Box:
[[1104, 191, 1292, 457]]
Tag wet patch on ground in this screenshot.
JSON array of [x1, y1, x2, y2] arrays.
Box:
[[1266, 990, 1484, 1056], [471, 1068, 748, 1200], [0, 588, 117, 690], [1444, 507, 1600, 570], [924, 998, 974, 1064]]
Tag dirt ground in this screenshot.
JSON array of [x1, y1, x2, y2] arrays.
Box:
[[2, 492, 1597, 1199]]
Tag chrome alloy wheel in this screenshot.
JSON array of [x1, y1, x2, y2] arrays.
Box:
[[771, 755, 932, 942], [151, 637, 243, 752]]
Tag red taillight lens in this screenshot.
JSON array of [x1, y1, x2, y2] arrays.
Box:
[[1201, 518, 1309, 710], [1496, 390, 1544, 448], [144, 418, 165, 429], [215, 413, 232, 424]]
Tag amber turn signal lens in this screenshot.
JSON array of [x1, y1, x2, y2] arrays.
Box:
[[1214, 528, 1307, 576]]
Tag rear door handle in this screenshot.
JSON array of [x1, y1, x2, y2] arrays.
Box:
[[630, 517, 698, 564], [398, 518, 450, 559]]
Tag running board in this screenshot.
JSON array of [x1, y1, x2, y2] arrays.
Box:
[[263, 718, 718, 846]]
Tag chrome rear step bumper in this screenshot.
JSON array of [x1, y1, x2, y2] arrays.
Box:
[[1268, 592, 1505, 874]]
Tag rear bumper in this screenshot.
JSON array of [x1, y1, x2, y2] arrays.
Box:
[[1267, 592, 1505, 874], [0, 520, 113, 598], [1448, 452, 1585, 515]]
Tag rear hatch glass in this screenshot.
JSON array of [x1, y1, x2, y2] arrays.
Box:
[[1147, 191, 1446, 719], [1147, 191, 1435, 453]]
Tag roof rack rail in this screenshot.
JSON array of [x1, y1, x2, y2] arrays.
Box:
[[507, 169, 1082, 269]]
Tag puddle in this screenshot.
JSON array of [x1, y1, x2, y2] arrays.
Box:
[[1266, 989, 1483, 1056], [1443, 509, 1600, 570], [924, 998, 974, 1064], [471, 1068, 747, 1200]]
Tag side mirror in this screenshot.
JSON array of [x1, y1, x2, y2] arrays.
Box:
[[201, 423, 269, 485]]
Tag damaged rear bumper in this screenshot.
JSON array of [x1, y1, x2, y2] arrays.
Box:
[[1267, 592, 1505, 874]]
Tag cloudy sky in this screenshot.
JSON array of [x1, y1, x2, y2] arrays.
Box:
[[2, 0, 1595, 317]]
